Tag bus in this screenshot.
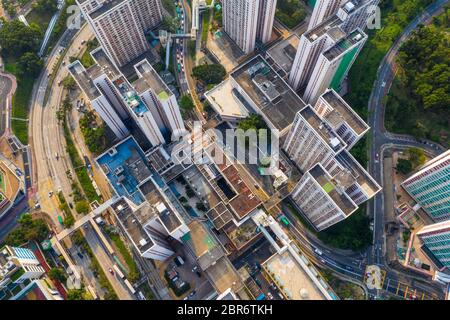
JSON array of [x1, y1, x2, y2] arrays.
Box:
[[279, 215, 290, 227], [124, 279, 136, 294], [57, 215, 64, 225], [113, 264, 125, 279], [256, 293, 266, 300]]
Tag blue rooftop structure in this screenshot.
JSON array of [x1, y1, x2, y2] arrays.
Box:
[[96, 137, 152, 205]]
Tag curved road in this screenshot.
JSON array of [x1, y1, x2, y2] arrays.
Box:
[[367, 0, 449, 267]]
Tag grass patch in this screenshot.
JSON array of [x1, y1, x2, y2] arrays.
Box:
[[201, 9, 211, 46]]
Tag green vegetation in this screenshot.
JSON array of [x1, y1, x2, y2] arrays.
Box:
[[80, 39, 98, 68], [396, 158, 413, 175], [318, 207, 372, 251], [396, 147, 427, 175], [187, 40, 196, 59], [237, 114, 266, 131], [59, 97, 101, 203], [275, 0, 307, 29], [162, 16, 179, 33], [75, 200, 89, 214], [0, 19, 44, 144], [201, 9, 211, 46], [192, 63, 226, 85], [321, 270, 366, 300], [347, 0, 434, 117], [48, 267, 67, 283], [67, 288, 93, 300], [107, 232, 140, 283], [179, 95, 195, 112], [386, 11, 449, 146], [62, 75, 77, 91], [58, 191, 75, 228], [72, 230, 117, 299], [345, 0, 434, 168], [286, 202, 371, 251], [5, 214, 49, 246], [161, 0, 176, 15], [79, 111, 109, 155]]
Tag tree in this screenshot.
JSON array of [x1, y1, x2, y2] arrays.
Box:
[[179, 95, 195, 112], [48, 268, 67, 282], [32, 0, 57, 14], [67, 289, 84, 300], [237, 114, 265, 131], [0, 20, 42, 56], [63, 214, 75, 228], [192, 64, 226, 85], [75, 200, 90, 214], [396, 159, 413, 175], [62, 75, 77, 91], [17, 52, 43, 77], [408, 148, 426, 169], [5, 215, 49, 246]]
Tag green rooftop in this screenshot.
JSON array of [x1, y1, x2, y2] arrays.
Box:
[[158, 91, 169, 101], [322, 182, 335, 194]]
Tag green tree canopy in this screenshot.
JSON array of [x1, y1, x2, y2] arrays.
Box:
[[5, 214, 49, 246], [179, 95, 195, 111], [75, 200, 90, 214], [192, 64, 226, 85], [48, 267, 67, 282], [17, 52, 43, 77], [0, 20, 42, 56]]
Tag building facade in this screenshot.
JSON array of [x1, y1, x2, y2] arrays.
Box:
[[77, 0, 162, 67], [402, 150, 450, 222], [303, 29, 367, 104], [222, 0, 276, 53], [308, 0, 347, 31], [417, 220, 450, 271]]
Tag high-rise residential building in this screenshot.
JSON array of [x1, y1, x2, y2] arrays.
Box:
[[134, 60, 186, 141], [303, 29, 367, 104], [288, 15, 345, 92], [0, 246, 45, 290], [417, 220, 450, 271], [290, 0, 377, 95], [308, 0, 347, 30], [313, 89, 369, 149], [283, 93, 380, 230], [402, 150, 450, 222], [77, 0, 162, 67], [222, 0, 276, 53], [256, 0, 277, 44], [68, 61, 130, 140], [69, 47, 184, 148], [337, 0, 380, 33], [291, 163, 358, 231], [222, 0, 260, 53]]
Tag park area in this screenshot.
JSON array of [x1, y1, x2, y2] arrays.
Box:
[[275, 0, 308, 29]]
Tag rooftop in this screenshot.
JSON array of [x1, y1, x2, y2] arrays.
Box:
[[67, 61, 100, 100], [263, 250, 326, 300], [300, 105, 346, 152], [187, 220, 225, 271], [88, 0, 126, 20], [265, 34, 300, 76], [112, 76, 149, 115], [309, 164, 357, 216], [319, 89, 369, 135], [205, 79, 250, 119], [138, 179, 182, 232], [231, 55, 306, 133], [304, 15, 344, 42], [96, 137, 151, 205], [323, 29, 366, 61], [91, 47, 121, 79], [335, 150, 382, 199], [133, 60, 173, 101], [112, 198, 154, 254]]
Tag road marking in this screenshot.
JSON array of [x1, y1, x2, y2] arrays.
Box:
[[396, 282, 401, 295], [404, 285, 409, 299]]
